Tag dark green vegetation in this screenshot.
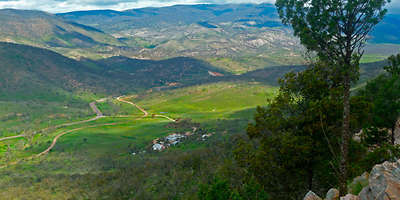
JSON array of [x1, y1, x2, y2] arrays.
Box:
[[275, 0, 389, 195], [0, 42, 223, 100], [229, 56, 400, 199]]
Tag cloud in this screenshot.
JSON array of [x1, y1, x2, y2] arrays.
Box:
[[0, 0, 397, 13]]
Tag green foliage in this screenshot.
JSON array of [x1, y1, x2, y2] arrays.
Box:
[[275, 0, 388, 66], [198, 177, 269, 200], [235, 63, 350, 199], [359, 145, 400, 171], [275, 0, 390, 194], [234, 61, 381, 199], [358, 54, 400, 146], [199, 178, 233, 200], [385, 54, 400, 76]]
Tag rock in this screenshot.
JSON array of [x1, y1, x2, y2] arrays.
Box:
[[348, 172, 369, 195], [326, 188, 340, 200], [340, 194, 360, 200], [303, 191, 322, 200], [358, 186, 373, 200], [394, 118, 400, 145], [358, 159, 400, 200]]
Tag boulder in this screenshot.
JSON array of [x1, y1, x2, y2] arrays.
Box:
[[326, 188, 340, 200], [358, 159, 400, 200], [303, 191, 322, 200], [304, 159, 400, 200], [340, 194, 360, 200]]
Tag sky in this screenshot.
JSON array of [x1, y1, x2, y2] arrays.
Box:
[[0, 0, 398, 13]]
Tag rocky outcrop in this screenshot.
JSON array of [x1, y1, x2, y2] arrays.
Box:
[[358, 159, 400, 199], [303, 191, 322, 200], [340, 194, 360, 200], [326, 188, 340, 200], [304, 159, 400, 200]]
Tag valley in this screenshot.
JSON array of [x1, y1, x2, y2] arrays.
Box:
[[0, 79, 276, 199], [0, 2, 399, 199]]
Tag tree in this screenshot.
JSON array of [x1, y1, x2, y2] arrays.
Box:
[[385, 54, 400, 77], [359, 54, 400, 146], [235, 63, 343, 198], [275, 0, 389, 195]]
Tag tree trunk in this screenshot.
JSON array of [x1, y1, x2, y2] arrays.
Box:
[[308, 161, 313, 191], [339, 75, 351, 196], [392, 123, 397, 145]]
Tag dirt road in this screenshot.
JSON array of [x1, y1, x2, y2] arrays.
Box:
[[116, 96, 175, 122], [0, 100, 104, 142], [0, 135, 24, 142], [0, 96, 176, 168], [36, 123, 118, 157], [117, 96, 149, 117]]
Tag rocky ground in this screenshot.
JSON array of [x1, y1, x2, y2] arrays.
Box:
[[304, 158, 400, 200]]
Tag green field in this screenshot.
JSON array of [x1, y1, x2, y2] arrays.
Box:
[[0, 80, 277, 199], [0, 81, 276, 168]]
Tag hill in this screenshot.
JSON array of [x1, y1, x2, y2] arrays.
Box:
[[58, 4, 400, 72], [0, 42, 125, 101], [0, 9, 128, 59], [58, 4, 304, 69], [0, 42, 226, 136], [58, 4, 400, 45], [0, 42, 224, 101], [0, 9, 123, 48], [84, 56, 227, 89], [58, 4, 280, 32], [0, 5, 396, 73]]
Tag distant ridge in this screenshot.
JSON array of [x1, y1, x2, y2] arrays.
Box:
[[0, 9, 123, 48], [58, 4, 400, 44], [0, 42, 225, 100]]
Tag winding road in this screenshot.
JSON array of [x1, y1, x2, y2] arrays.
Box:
[[117, 96, 175, 122], [0, 101, 104, 143], [117, 96, 149, 117], [36, 123, 117, 157], [0, 135, 24, 142], [0, 95, 176, 168]]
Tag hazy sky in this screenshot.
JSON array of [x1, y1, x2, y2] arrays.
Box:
[[0, 0, 398, 13]]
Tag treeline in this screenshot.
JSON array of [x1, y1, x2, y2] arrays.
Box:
[[202, 55, 399, 199]]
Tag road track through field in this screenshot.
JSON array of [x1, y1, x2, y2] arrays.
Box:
[[0, 101, 104, 142], [117, 96, 149, 117], [0, 96, 176, 168], [117, 96, 175, 122], [36, 123, 118, 157], [0, 135, 24, 142], [35, 96, 175, 157]]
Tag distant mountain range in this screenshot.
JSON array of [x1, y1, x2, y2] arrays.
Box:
[[57, 3, 400, 45], [58, 3, 400, 45], [0, 4, 399, 73], [0, 42, 385, 103], [0, 9, 125, 47]]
